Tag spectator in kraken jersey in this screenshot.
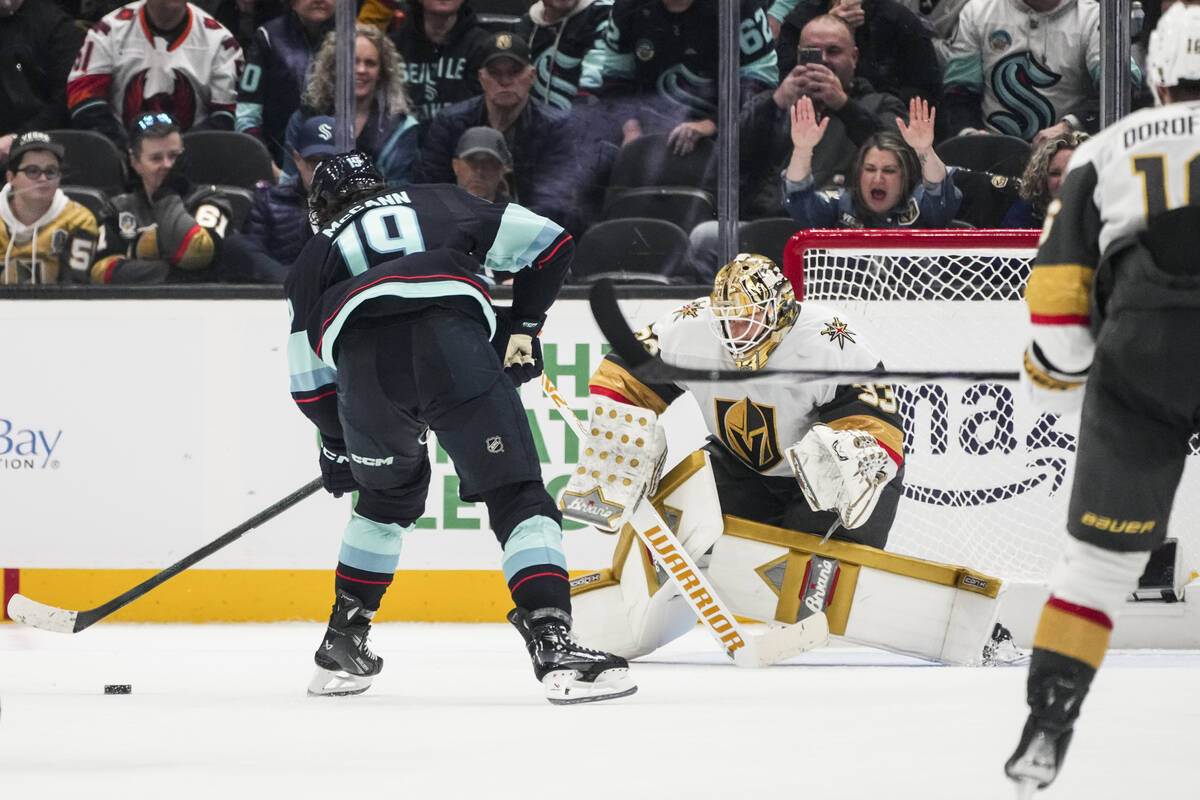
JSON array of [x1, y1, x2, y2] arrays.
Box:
[[67, 0, 244, 151], [93, 112, 234, 283], [593, 0, 779, 155], [235, 0, 335, 169], [418, 32, 578, 231], [281, 23, 420, 186], [0, 0, 84, 165], [517, 0, 613, 111], [381, 0, 491, 135], [775, 0, 942, 108], [223, 115, 337, 283]]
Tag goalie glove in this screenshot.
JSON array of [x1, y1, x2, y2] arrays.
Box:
[[786, 424, 897, 530], [559, 396, 668, 532]]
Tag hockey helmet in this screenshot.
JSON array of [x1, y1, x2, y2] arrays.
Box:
[[1148, 2, 1200, 102], [709, 253, 799, 371], [307, 150, 386, 229]]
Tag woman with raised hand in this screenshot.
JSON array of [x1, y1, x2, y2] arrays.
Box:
[[782, 95, 960, 228]]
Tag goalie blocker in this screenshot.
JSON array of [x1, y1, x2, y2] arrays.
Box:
[[570, 452, 1006, 666]]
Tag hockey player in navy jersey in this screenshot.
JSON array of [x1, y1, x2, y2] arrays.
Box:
[[286, 151, 636, 705], [1005, 2, 1200, 794]]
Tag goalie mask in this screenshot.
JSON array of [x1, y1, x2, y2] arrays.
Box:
[[709, 253, 799, 370], [307, 150, 386, 230], [1147, 2, 1200, 105]]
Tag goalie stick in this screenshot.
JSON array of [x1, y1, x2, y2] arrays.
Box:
[[587, 279, 1020, 384], [540, 374, 828, 667], [7, 478, 323, 633]]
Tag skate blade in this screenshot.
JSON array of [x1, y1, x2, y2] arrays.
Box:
[[1014, 777, 1040, 799], [307, 666, 374, 697], [543, 667, 638, 705]]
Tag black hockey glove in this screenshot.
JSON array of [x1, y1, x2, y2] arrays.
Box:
[[318, 434, 357, 498], [504, 333, 543, 387], [490, 308, 545, 387]]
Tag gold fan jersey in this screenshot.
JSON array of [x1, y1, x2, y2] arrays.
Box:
[[0, 187, 99, 285], [67, 1, 243, 132], [590, 297, 904, 478]]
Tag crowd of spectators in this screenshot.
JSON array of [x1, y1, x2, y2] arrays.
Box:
[[0, 0, 1157, 286]]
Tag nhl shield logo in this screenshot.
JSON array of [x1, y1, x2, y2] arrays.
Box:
[[715, 397, 782, 471], [486, 436, 504, 453]]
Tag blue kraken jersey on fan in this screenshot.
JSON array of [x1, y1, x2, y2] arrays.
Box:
[[518, 0, 614, 110], [286, 183, 573, 435]]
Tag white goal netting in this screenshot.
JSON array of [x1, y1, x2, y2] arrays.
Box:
[[784, 229, 1200, 583]]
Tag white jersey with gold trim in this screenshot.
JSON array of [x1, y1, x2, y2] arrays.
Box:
[[647, 298, 887, 478]]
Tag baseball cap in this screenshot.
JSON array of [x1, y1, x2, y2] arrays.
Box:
[[480, 32, 531, 69], [454, 127, 512, 168], [297, 116, 338, 160], [8, 131, 65, 168]]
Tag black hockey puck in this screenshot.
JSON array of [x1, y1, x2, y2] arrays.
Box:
[[103, 684, 131, 695]]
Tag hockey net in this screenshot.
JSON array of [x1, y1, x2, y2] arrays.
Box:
[[784, 229, 1199, 584]]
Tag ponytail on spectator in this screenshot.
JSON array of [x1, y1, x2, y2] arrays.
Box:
[[303, 23, 410, 120]]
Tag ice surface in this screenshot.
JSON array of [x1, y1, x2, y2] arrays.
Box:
[[1, 622, 1196, 799]]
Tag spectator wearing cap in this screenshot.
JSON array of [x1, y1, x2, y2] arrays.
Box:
[[93, 112, 235, 283], [418, 32, 579, 231], [235, 0, 335, 170], [281, 23, 420, 186], [0, 0, 85, 165], [1, 132, 101, 284], [224, 115, 336, 283], [67, 0, 244, 151], [452, 126, 512, 202]]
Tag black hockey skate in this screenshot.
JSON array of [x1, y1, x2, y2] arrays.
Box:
[[307, 590, 383, 697], [508, 607, 637, 705], [1005, 667, 1088, 796], [982, 623, 1029, 666]]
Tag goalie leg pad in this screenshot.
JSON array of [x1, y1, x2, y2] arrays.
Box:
[[560, 396, 667, 532]]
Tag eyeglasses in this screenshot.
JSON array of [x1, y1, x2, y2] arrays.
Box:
[[16, 165, 62, 180], [135, 112, 175, 131]]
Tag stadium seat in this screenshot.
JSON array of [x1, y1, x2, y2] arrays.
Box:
[[736, 217, 798, 267], [471, 0, 529, 14], [571, 217, 691, 284], [476, 14, 519, 32], [606, 133, 717, 193], [46, 130, 126, 194], [935, 133, 1031, 177], [603, 186, 716, 233], [61, 185, 111, 221], [181, 131, 275, 188]]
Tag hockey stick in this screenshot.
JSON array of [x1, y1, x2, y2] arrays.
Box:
[[541, 374, 828, 667], [587, 279, 1021, 384], [7, 478, 323, 633]]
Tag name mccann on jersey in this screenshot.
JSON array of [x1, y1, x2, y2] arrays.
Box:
[[1122, 110, 1197, 149], [321, 191, 412, 235]]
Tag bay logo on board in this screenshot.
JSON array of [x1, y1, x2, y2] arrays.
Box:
[[0, 418, 63, 470]]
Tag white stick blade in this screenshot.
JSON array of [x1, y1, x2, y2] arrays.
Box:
[[6, 593, 79, 633], [734, 613, 830, 667]]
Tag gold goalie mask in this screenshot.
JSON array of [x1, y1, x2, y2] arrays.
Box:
[[709, 253, 799, 370]]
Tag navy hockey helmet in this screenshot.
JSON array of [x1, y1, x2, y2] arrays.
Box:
[[307, 150, 386, 229]]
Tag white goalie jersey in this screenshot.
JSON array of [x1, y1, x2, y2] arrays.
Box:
[[591, 297, 903, 479]]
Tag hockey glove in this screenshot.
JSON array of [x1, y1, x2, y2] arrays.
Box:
[[491, 308, 545, 387], [318, 434, 357, 498], [1022, 342, 1087, 417], [786, 424, 897, 530]]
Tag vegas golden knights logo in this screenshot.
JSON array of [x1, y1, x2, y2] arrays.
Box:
[[715, 397, 781, 471]]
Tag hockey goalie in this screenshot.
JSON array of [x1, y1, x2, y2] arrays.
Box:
[[561, 254, 1011, 666]]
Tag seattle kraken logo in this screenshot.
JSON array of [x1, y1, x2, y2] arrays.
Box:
[[987, 52, 1060, 140]]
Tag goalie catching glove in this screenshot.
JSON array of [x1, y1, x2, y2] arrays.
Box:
[[559, 396, 667, 532], [786, 424, 897, 530]]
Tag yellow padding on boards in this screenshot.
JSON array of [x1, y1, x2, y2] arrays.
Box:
[[7, 570, 586, 623], [1033, 603, 1112, 670]]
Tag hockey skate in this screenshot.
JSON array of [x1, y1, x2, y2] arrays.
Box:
[[982, 623, 1029, 666], [508, 607, 637, 705], [1005, 667, 1087, 796], [307, 590, 383, 697]]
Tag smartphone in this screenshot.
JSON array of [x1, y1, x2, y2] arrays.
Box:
[[798, 47, 824, 65]]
